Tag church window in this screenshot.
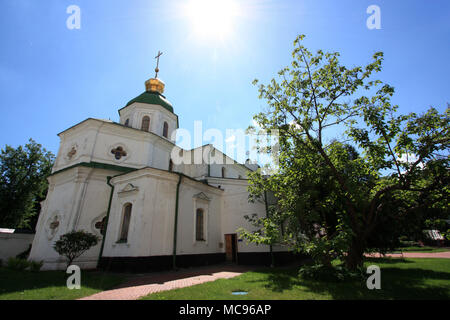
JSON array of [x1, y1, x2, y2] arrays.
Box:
[[195, 208, 204, 241], [163, 122, 169, 138], [169, 159, 174, 171], [124, 119, 130, 127], [141, 116, 150, 132], [119, 203, 132, 242], [222, 167, 226, 178], [111, 146, 127, 160]]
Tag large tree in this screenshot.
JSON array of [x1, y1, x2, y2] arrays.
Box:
[[0, 139, 55, 229], [243, 35, 449, 270]]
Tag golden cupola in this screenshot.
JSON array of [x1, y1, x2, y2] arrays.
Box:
[[145, 78, 165, 94], [122, 50, 174, 114]]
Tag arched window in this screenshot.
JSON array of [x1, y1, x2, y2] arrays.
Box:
[[141, 116, 150, 132], [195, 208, 204, 241], [169, 159, 174, 171], [124, 119, 130, 127], [222, 167, 226, 178], [163, 122, 169, 138], [119, 203, 132, 242]]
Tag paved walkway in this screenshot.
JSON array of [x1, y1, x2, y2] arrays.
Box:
[[80, 264, 252, 300], [366, 251, 450, 259]]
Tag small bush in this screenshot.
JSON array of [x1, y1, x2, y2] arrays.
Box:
[[298, 264, 364, 282], [28, 260, 43, 272], [7, 257, 30, 271], [53, 230, 99, 268]]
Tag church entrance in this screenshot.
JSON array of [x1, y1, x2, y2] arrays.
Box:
[[225, 234, 238, 263]]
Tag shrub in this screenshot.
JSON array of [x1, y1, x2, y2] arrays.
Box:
[[28, 260, 44, 272], [53, 230, 99, 268], [298, 264, 364, 282], [7, 257, 30, 271]]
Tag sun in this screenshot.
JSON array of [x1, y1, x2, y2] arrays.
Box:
[[185, 0, 240, 39]]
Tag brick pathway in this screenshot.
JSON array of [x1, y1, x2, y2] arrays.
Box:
[[366, 250, 450, 259], [80, 264, 252, 300]]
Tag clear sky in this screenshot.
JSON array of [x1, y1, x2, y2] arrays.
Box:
[[0, 0, 449, 162]]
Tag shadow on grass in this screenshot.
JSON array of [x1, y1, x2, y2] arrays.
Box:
[[245, 267, 300, 293], [299, 267, 450, 299], [248, 259, 450, 299], [365, 257, 414, 264], [0, 267, 125, 298], [263, 272, 299, 292]]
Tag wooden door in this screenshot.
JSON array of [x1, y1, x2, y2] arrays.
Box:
[[225, 234, 237, 262]]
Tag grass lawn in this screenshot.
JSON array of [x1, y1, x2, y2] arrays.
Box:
[[142, 258, 450, 300], [0, 267, 126, 300], [389, 246, 450, 253]]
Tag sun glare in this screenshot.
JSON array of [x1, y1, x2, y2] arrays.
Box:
[[185, 0, 240, 39]]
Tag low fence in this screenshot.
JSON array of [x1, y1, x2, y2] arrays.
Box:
[[0, 231, 35, 263]]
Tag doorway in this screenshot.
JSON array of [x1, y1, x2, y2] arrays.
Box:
[[225, 233, 237, 263]]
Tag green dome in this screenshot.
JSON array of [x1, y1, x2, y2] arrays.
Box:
[[124, 91, 174, 113]]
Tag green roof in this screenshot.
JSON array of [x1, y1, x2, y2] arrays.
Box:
[[122, 91, 174, 113]]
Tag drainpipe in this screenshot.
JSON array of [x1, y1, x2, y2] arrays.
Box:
[[264, 190, 274, 268], [207, 145, 211, 177], [97, 176, 114, 268], [172, 174, 182, 270]]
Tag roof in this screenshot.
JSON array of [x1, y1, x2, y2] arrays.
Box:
[[120, 91, 174, 114], [57, 118, 176, 147], [109, 165, 224, 191]]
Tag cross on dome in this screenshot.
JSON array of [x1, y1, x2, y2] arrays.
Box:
[[154, 50, 163, 78]]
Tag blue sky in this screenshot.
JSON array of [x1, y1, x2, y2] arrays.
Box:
[[0, 0, 449, 162]]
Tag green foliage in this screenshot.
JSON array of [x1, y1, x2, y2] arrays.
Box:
[[298, 264, 364, 282], [7, 257, 30, 271], [5, 257, 43, 272], [242, 34, 450, 270], [53, 230, 99, 267], [425, 218, 449, 233], [0, 139, 55, 228], [28, 260, 43, 272]]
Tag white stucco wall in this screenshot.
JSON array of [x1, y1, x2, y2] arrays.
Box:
[[103, 168, 224, 258], [175, 179, 223, 256], [104, 169, 178, 257], [208, 177, 270, 254], [29, 166, 120, 270], [119, 102, 178, 143], [53, 119, 175, 174], [0, 232, 34, 262]]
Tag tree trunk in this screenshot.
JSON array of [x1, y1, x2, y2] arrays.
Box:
[[345, 235, 365, 270]]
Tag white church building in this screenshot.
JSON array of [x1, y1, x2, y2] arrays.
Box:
[[29, 71, 296, 271]]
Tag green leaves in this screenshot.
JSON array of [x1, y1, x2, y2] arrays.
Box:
[[53, 230, 99, 267], [245, 34, 449, 270], [0, 139, 55, 228]]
